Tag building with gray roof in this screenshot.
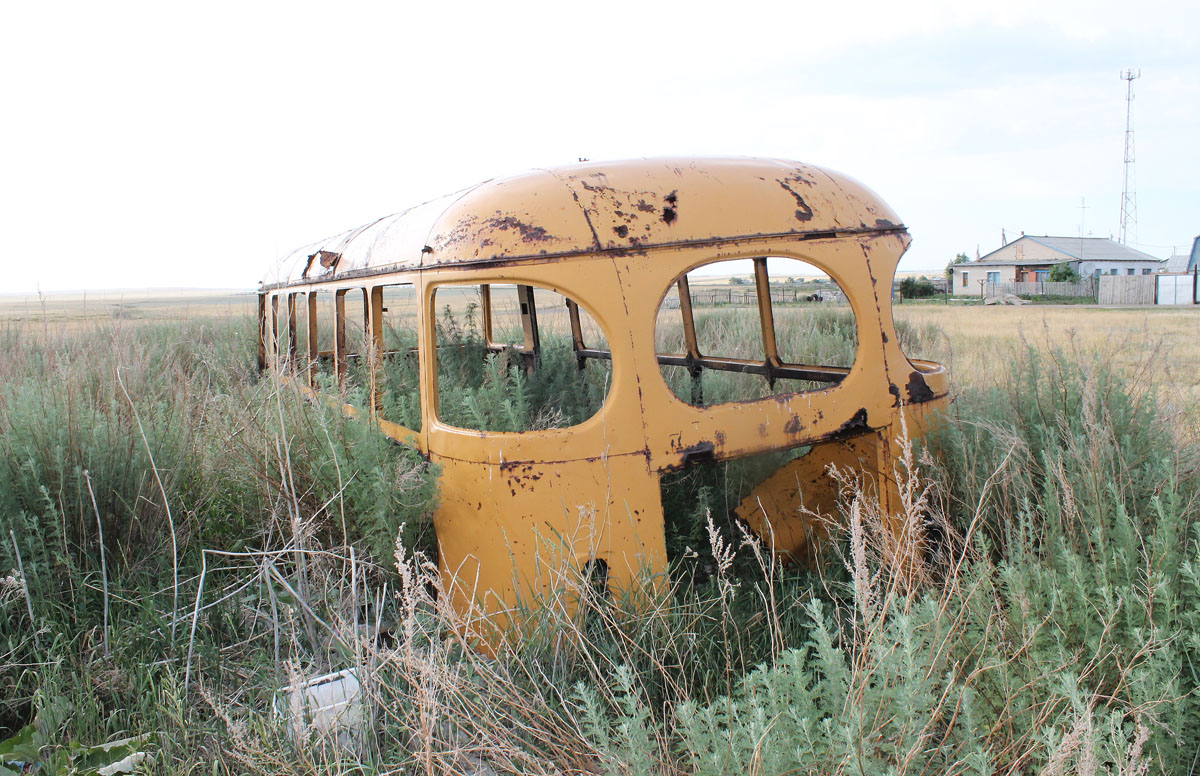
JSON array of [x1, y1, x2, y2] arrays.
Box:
[[950, 235, 1162, 296], [1163, 236, 1199, 273]]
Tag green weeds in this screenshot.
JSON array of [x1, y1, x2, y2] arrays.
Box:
[[0, 313, 1196, 774]]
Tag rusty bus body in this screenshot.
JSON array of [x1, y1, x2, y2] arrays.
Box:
[[258, 157, 949, 637]]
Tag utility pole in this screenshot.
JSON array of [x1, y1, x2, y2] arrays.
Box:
[[1118, 69, 1140, 245], [1080, 197, 1088, 269]]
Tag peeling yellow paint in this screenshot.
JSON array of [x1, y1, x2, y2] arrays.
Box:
[[257, 158, 950, 646]]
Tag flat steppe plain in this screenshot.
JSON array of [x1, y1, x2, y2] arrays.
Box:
[[4, 289, 1195, 435], [0, 288, 256, 329]]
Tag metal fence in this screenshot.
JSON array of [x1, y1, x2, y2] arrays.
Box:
[[981, 274, 1197, 306], [685, 287, 846, 306], [1155, 273, 1199, 305]]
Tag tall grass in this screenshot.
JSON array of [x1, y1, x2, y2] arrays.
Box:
[[0, 312, 1196, 774], [0, 318, 437, 742]]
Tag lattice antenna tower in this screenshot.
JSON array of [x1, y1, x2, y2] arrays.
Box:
[[1118, 69, 1140, 244]]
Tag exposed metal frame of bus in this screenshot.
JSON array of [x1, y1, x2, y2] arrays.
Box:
[[256, 158, 949, 649]]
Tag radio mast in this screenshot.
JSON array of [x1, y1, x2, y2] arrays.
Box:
[[1118, 69, 1140, 245]]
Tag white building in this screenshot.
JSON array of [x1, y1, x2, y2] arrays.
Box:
[[949, 236, 1162, 296], [1164, 236, 1199, 273]]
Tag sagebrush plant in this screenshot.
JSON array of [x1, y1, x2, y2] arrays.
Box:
[[0, 317, 438, 736], [0, 309, 1196, 774]]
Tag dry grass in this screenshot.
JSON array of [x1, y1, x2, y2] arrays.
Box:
[[893, 303, 1200, 442], [0, 289, 256, 331], [9, 288, 1195, 423]]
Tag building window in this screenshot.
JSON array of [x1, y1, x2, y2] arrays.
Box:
[[1035, 270, 1050, 282], [1142, 268, 1152, 275], [1094, 268, 1102, 277], [1126, 268, 1136, 276], [961, 271, 968, 287], [987, 271, 999, 283]]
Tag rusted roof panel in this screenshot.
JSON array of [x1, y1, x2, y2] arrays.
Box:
[[261, 188, 480, 286], [262, 157, 904, 287]]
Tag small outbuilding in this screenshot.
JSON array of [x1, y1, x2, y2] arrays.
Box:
[[1164, 236, 1199, 273]]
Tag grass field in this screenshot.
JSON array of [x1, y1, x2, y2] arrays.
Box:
[[9, 287, 1195, 387], [0, 289, 256, 330], [1, 289, 1198, 774], [893, 303, 1200, 439]]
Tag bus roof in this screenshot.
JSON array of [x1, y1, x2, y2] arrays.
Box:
[[261, 157, 905, 288]]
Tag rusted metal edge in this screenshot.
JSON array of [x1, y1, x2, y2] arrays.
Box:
[[656, 413, 875, 474], [430, 448, 652, 468], [259, 225, 907, 292], [655, 354, 848, 383]]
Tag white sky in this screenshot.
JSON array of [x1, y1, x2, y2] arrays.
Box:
[[2, 0, 1197, 293]]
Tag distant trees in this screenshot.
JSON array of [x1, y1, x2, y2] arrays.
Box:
[[729, 276, 749, 285], [899, 277, 939, 298], [946, 252, 969, 280]]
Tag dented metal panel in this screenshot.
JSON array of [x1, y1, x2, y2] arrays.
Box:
[[257, 157, 950, 648]]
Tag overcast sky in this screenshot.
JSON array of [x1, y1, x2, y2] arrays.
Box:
[[2, 0, 1197, 293]]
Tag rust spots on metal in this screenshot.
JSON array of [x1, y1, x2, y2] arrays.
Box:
[[777, 179, 814, 222], [578, 178, 613, 194], [257, 156, 949, 648], [676, 440, 715, 467], [432, 214, 482, 253], [485, 215, 554, 243], [783, 168, 816, 187], [501, 461, 545, 490], [660, 190, 679, 224], [835, 408, 871, 438], [906, 371, 935, 403], [863, 253, 880, 289]]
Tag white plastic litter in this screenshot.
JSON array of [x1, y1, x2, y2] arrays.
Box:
[[278, 668, 364, 751]]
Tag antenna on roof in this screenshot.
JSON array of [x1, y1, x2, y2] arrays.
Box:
[[1119, 69, 1140, 245], [1001, 228, 1007, 246]]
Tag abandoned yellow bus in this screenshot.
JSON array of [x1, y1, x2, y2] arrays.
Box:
[[258, 157, 948, 638]]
